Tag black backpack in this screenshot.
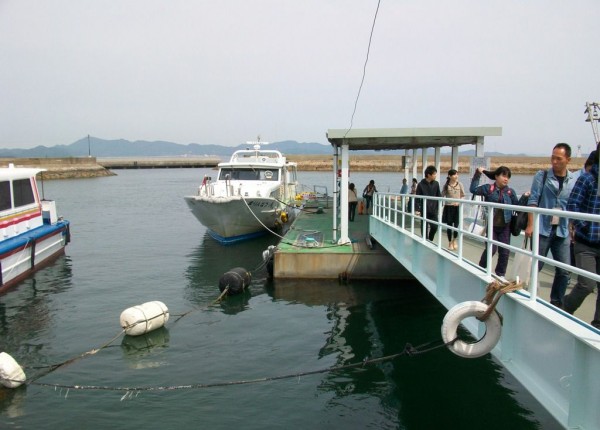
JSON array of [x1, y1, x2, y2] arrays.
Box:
[[510, 170, 548, 237]]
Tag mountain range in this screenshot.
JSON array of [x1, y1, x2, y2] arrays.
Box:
[[0, 137, 333, 158], [0, 136, 519, 158]]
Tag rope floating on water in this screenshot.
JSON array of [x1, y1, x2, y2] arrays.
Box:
[[28, 337, 456, 394], [22, 288, 234, 384]]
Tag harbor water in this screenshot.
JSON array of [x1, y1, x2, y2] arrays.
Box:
[[0, 169, 560, 429]]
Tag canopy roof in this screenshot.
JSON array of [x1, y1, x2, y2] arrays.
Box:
[[326, 127, 502, 151]]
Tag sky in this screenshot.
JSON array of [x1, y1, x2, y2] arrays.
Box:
[[1, 0, 600, 155]]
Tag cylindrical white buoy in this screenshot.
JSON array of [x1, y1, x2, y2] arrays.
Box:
[[0, 352, 26, 388], [120, 301, 170, 336]]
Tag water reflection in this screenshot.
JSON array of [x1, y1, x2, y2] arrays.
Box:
[[121, 327, 170, 370], [0, 255, 73, 354], [0, 386, 27, 419], [183, 232, 277, 310], [218, 290, 252, 315], [268, 278, 548, 429]]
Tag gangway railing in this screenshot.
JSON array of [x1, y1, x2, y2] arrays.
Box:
[[373, 191, 600, 326], [370, 192, 600, 428]]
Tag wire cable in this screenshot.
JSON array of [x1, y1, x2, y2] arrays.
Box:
[[344, 0, 382, 139]]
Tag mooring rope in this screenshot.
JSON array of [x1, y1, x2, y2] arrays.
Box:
[[26, 336, 457, 394], [240, 195, 351, 250], [477, 280, 523, 323], [22, 290, 231, 383]]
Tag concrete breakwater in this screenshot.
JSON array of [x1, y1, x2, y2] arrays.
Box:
[[0, 156, 222, 179], [0, 154, 584, 179], [0, 157, 115, 179], [286, 154, 569, 175]]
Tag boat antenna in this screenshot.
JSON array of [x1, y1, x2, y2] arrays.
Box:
[[584, 102, 600, 148], [246, 135, 270, 151], [40, 171, 45, 200]]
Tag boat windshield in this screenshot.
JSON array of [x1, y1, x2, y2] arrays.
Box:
[[0, 178, 36, 211], [219, 168, 279, 181]]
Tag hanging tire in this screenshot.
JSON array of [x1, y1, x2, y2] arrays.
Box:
[[441, 301, 502, 358]]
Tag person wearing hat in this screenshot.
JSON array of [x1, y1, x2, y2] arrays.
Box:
[[525, 143, 576, 309], [563, 149, 600, 329], [470, 166, 520, 277]]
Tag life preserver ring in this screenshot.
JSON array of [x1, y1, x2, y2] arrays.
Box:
[[441, 301, 502, 358]]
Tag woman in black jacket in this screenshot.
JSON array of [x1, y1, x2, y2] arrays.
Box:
[[470, 166, 519, 277]]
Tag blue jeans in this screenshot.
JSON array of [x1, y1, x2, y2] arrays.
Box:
[[563, 241, 600, 324], [537, 227, 571, 305], [479, 224, 511, 276]]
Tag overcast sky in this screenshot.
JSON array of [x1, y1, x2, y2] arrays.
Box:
[[1, 1, 599, 155]]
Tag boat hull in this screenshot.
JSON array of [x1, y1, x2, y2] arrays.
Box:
[[0, 221, 71, 293], [184, 196, 292, 244]]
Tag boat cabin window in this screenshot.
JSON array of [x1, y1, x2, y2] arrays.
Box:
[[13, 179, 36, 207], [219, 168, 279, 181], [0, 181, 10, 211]]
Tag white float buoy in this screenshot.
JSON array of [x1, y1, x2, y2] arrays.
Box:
[[120, 301, 170, 336], [0, 352, 26, 388]]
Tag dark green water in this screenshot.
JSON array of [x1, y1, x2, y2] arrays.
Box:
[[0, 170, 559, 429]]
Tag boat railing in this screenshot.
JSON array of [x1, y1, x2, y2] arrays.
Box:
[[231, 150, 284, 164], [296, 184, 330, 208], [373, 192, 600, 324]]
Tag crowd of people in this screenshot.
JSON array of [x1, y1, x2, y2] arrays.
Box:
[[348, 143, 599, 329]]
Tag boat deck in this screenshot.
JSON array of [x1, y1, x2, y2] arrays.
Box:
[[275, 207, 411, 280]]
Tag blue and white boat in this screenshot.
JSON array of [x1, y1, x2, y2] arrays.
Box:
[[184, 141, 299, 244], [0, 164, 71, 293]]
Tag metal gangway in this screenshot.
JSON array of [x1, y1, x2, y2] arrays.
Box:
[[370, 192, 600, 429]]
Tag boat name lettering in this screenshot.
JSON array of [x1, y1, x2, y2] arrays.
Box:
[[249, 201, 275, 208]]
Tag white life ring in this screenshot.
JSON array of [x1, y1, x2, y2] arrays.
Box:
[[441, 301, 502, 358]]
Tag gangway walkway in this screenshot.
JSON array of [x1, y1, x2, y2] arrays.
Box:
[[370, 192, 600, 430]]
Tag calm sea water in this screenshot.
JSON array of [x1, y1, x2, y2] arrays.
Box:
[[0, 169, 559, 429]]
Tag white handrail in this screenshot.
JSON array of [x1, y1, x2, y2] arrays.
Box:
[[373, 192, 600, 303]]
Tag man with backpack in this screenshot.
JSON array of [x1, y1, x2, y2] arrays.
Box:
[[525, 143, 576, 309]]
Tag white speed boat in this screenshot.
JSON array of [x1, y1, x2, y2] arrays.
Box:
[[0, 164, 71, 293], [184, 141, 299, 244]]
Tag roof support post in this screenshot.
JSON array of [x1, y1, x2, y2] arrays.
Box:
[[451, 146, 459, 170], [420, 148, 428, 177], [434, 147, 441, 174], [411, 148, 418, 180], [475, 137, 485, 157], [332, 147, 339, 242], [337, 143, 351, 245]]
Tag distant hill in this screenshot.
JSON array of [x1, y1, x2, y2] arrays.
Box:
[[0, 137, 333, 158], [0, 136, 526, 158]]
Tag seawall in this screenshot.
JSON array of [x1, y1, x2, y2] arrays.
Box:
[[0, 157, 115, 179], [0, 154, 585, 179]]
